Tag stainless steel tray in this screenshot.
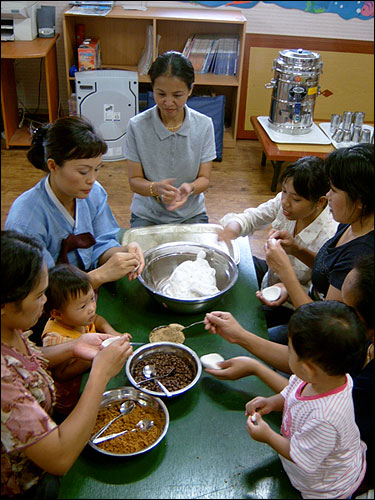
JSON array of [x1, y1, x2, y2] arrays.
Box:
[[121, 224, 240, 265]]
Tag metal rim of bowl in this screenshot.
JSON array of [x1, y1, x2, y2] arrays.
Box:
[[125, 342, 202, 397], [88, 386, 169, 457], [138, 241, 239, 304]]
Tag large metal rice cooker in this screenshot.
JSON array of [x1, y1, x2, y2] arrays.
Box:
[[265, 48, 323, 134]]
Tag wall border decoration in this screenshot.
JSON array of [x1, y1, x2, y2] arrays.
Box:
[[181, 1, 374, 21]]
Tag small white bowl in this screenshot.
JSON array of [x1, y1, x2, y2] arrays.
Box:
[[267, 238, 277, 247], [200, 353, 224, 370], [102, 336, 122, 348], [261, 285, 281, 302]]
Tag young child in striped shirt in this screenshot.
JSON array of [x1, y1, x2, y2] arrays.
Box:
[[246, 301, 367, 499], [42, 263, 131, 417]]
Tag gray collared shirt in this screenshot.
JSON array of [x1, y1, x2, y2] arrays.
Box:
[[124, 104, 216, 223]]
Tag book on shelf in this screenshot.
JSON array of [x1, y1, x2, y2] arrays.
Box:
[[182, 34, 239, 76], [138, 25, 161, 75]]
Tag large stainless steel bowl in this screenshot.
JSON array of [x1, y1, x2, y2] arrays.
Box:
[[138, 242, 238, 314], [126, 342, 202, 398], [88, 386, 169, 457]]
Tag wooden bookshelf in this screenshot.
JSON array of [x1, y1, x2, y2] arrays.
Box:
[[63, 5, 246, 147], [1, 36, 59, 148]]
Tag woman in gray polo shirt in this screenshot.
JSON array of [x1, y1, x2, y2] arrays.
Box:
[[124, 51, 217, 227]]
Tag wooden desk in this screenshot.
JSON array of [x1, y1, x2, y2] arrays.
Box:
[[59, 236, 300, 499], [1, 36, 59, 148], [250, 115, 334, 192]]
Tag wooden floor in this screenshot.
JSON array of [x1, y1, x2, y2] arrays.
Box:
[[1, 138, 277, 259]]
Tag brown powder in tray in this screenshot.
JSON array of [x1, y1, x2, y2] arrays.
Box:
[[91, 401, 166, 454], [149, 323, 185, 343]]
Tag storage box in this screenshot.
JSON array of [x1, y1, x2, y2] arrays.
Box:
[[78, 38, 101, 71]]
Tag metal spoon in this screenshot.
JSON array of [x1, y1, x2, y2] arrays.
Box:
[[136, 367, 175, 385], [142, 364, 173, 397], [153, 320, 205, 332], [92, 419, 154, 445], [181, 320, 205, 331], [91, 400, 135, 441]]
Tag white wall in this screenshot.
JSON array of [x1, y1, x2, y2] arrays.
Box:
[[9, 0, 374, 119]]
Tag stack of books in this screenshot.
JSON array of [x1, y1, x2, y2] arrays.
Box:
[[182, 34, 239, 75]]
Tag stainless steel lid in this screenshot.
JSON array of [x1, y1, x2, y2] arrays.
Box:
[[274, 48, 322, 73]]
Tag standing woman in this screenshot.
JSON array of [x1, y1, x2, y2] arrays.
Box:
[[5, 116, 144, 290], [125, 50, 216, 227], [1, 230, 133, 498]]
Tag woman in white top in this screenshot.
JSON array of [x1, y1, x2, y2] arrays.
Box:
[[218, 157, 338, 328]]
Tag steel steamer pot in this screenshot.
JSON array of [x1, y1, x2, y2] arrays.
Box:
[[265, 48, 323, 134]]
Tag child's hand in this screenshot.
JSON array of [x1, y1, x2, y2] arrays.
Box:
[[246, 413, 271, 442], [245, 396, 273, 417]]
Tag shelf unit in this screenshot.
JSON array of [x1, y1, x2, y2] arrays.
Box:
[[62, 5, 246, 147], [1, 35, 59, 148]]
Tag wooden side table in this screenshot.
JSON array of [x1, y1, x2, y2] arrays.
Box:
[[250, 115, 334, 192], [1, 35, 59, 148]]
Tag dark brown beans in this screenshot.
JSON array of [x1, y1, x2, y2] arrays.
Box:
[[132, 353, 195, 392]]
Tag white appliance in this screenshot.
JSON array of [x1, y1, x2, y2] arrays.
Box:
[[75, 70, 138, 161], [1, 1, 38, 41]]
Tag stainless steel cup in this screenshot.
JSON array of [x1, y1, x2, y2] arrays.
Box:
[[351, 126, 362, 143], [353, 112, 365, 128], [359, 128, 371, 143], [330, 114, 342, 134], [342, 130, 352, 142], [341, 111, 353, 130], [332, 128, 344, 143]]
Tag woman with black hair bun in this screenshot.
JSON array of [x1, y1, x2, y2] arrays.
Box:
[[5, 116, 144, 290], [125, 50, 216, 227]]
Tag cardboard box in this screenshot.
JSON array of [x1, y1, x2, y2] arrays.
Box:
[[78, 38, 101, 71]]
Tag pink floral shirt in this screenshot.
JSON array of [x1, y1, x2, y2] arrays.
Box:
[[1, 331, 57, 497]]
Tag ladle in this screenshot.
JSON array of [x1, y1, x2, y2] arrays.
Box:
[[142, 364, 173, 397], [92, 419, 154, 444], [91, 400, 135, 441]]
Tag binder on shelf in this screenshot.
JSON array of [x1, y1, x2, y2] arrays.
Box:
[[182, 33, 239, 76], [138, 25, 161, 75]]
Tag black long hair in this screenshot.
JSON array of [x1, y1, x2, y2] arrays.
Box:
[[280, 156, 329, 202], [324, 144, 374, 219], [1, 230, 44, 306]]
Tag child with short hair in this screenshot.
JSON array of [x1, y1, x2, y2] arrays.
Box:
[[42, 263, 131, 416], [245, 301, 367, 499]]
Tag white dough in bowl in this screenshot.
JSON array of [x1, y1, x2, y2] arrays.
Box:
[[164, 250, 220, 299], [102, 336, 122, 347], [261, 285, 281, 302], [200, 353, 225, 370]]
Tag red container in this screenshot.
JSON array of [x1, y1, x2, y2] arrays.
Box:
[[75, 24, 85, 50]]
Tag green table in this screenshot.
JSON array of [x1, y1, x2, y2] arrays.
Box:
[[59, 236, 300, 499]]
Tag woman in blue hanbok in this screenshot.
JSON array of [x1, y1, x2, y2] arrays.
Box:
[[5, 116, 144, 289]]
